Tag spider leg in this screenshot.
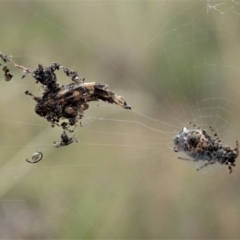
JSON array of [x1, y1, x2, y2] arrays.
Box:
[[235, 140, 239, 157], [178, 157, 192, 161], [189, 122, 200, 129], [227, 162, 236, 174], [197, 160, 215, 171], [209, 126, 221, 142]]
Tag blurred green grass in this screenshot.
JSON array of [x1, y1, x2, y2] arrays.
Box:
[[1, 0, 240, 238]]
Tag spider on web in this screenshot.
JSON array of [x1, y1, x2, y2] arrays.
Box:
[[173, 122, 239, 173], [0, 52, 131, 163]]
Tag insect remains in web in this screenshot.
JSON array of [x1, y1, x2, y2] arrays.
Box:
[[173, 122, 239, 173], [0, 52, 131, 163]]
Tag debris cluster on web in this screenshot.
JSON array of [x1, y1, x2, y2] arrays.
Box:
[[0, 52, 131, 163]]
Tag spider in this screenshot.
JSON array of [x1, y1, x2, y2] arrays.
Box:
[[173, 123, 239, 173]]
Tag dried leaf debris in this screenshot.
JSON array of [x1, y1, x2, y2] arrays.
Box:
[[0, 52, 131, 162]]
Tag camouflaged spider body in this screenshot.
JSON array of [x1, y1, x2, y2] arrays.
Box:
[[173, 125, 239, 173]]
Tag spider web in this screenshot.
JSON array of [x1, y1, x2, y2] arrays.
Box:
[[1, 0, 240, 238]]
